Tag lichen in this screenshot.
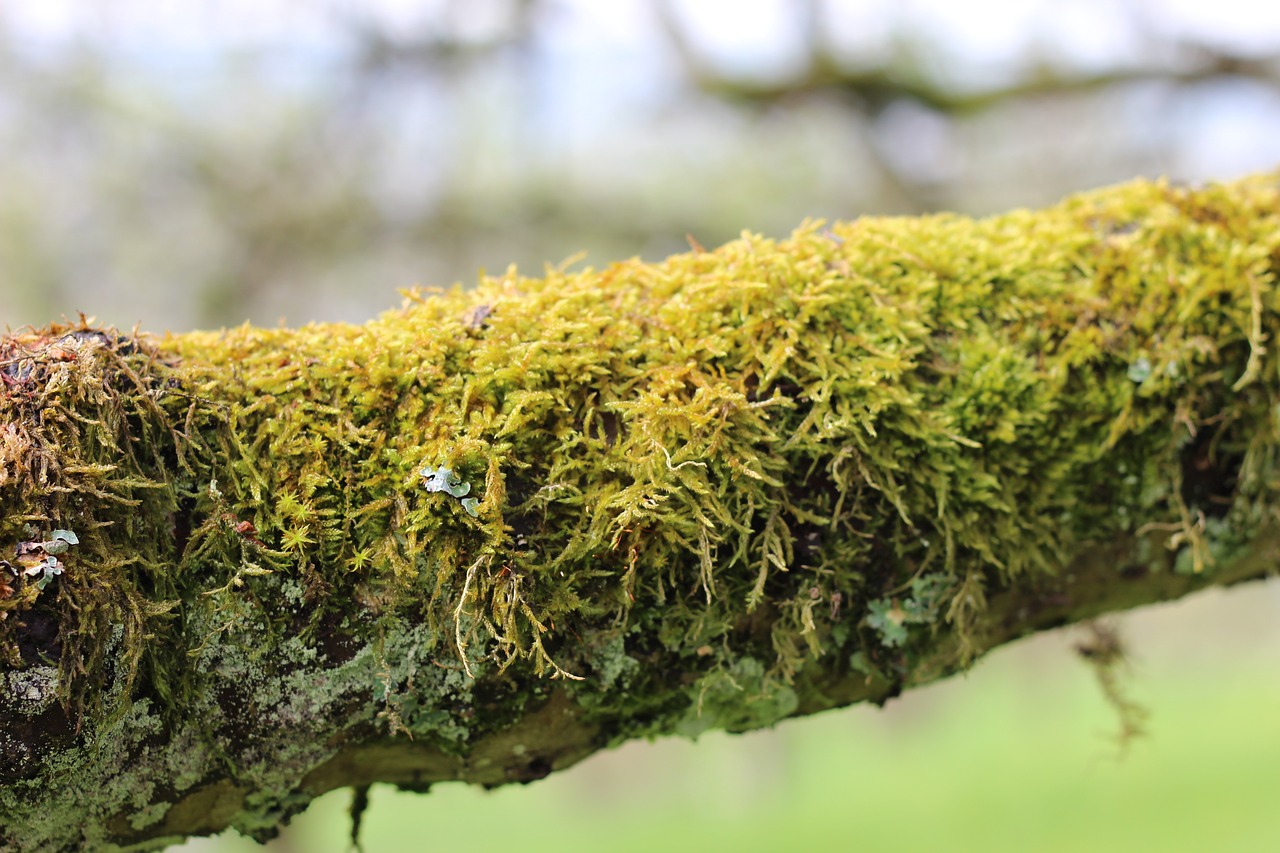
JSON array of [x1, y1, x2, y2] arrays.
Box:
[[676, 656, 799, 739], [3, 664, 59, 715], [864, 572, 951, 648]]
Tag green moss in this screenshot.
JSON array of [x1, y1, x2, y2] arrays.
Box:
[[3, 174, 1280, 847], [11, 177, 1280, 698]]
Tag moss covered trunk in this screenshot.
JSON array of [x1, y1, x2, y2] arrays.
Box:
[[1, 174, 1278, 850]]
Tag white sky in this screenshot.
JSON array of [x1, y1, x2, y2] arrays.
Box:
[[6, 0, 1277, 187], [2, 0, 1278, 328], [8, 0, 1280, 69]]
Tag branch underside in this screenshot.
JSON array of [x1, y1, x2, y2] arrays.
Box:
[[1, 173, 1279, 849]]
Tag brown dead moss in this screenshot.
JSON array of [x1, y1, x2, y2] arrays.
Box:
[[0, 321, 184, 714]]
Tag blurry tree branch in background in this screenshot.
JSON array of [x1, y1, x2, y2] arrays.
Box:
[[659, 0, 1280, 113], [656, 0, 1280, 208], [340, 0, 539, 71], [4, 0, 1280, 332]]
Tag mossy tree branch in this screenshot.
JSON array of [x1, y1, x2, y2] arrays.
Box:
[[1, 174, 1278, 850]]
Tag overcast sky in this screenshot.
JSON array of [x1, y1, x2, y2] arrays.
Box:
[[8, 0, 1280, 80], [2, 0, 1278, 329]]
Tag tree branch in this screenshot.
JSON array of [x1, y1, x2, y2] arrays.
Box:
[[2, 173, 1278, 850]]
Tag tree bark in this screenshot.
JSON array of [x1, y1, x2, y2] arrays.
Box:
[[1, 174, 1278, 850]]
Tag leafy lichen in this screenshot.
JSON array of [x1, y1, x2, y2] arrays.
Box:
[[864, 572, 951, 648]]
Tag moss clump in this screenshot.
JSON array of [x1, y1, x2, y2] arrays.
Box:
[[153, 174, 1278, 711], [2, 174, 1279, 848], [7, 175, 1280, 715], [0, 322, 184, 715]]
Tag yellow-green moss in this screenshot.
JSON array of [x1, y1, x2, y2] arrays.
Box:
[[5, 173, 1279, 710], [158, 174, 1278, 689], [2, 174, 1279, 848]]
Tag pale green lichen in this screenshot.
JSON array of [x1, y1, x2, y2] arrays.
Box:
[[420, 465, 472, 498], [4, 665, 59, 715], [0, 597, 478, 849], [585, 633, 641, 691], [864, 572, 951, 648], [419, 463, 484, 515], [677, 657, 799, 739]]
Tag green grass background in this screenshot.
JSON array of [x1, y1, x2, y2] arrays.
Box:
[[188, 581, 1280, 853]]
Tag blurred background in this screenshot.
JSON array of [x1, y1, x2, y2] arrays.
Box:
[[1, 0, 1277, 850]]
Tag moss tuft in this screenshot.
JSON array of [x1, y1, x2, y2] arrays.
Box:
[[3, 174, 1280, 847]]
